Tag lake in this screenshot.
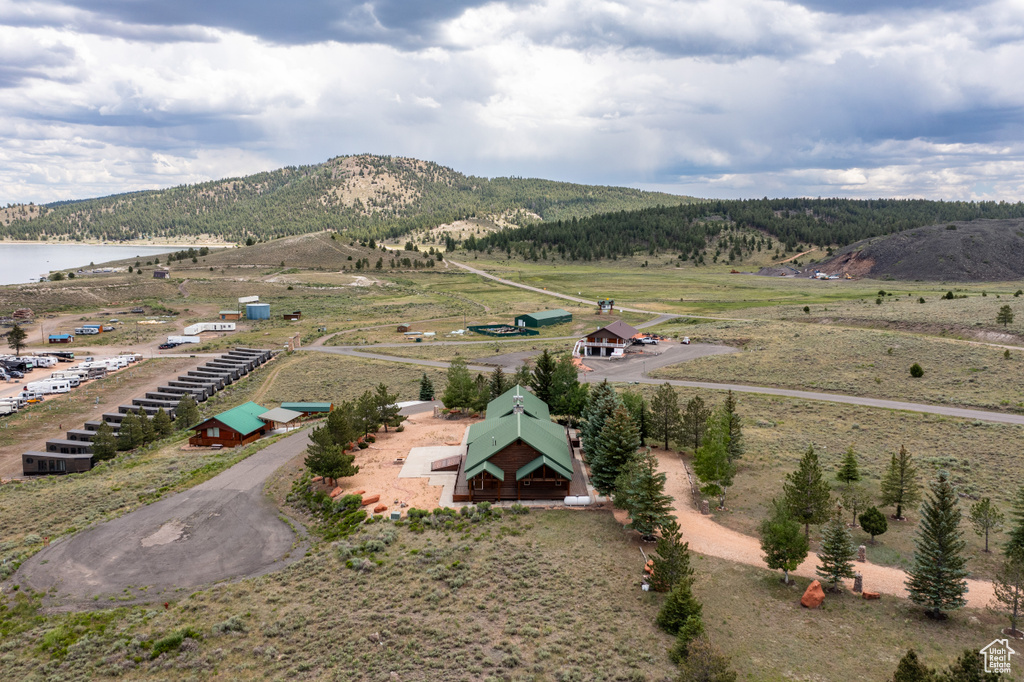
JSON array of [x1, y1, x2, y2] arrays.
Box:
[[0, 243, 185, 286]]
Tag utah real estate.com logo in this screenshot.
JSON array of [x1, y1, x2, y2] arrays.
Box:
[[980, 639, 1017, 675]]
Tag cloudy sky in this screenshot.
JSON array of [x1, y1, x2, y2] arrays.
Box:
[[1, 0, 1023, 204]]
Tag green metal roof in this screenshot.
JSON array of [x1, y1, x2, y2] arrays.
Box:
[[517, 309, 571, 324], [465, 412, 572, 481], [516, 454, 574, 481], [465, 460, 505, 481], [281, 402, 332, 412], [210, 401, 269, 436], [485, 385, 549, 421]]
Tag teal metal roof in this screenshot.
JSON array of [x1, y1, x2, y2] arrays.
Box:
[[516, 454, 574, 481], [485, 385, 549, 421], [281, 402, 332, 412], [210, 401, 268, 436], [465, 412, 572, 480], [465, 460, 505, 481]]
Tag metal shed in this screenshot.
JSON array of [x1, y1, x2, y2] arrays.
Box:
[[514, 309, 572, 328]]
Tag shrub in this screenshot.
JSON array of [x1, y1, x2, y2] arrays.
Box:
[[918, 297, 925, 304], [361, 539, 387, 553], [508, 503, 530, 515], [803, 306, 810, 314], [358, 441, 369, 449], [212, 615, 247, 635], [668, 615, 705, 664], [346, 557, 375, 572], [909, 363, 924, 378], [944, 291, 955, 300]]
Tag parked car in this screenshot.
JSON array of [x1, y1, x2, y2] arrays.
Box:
[[7, 369, 24, 379], [158, 343, 178, 350], [681, 337, 691, 345]]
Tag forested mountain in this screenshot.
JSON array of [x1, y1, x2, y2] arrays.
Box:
[[470, 198, 1024, 261], [0, 155, 693, 243]]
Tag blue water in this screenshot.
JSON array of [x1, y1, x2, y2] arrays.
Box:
[[0, 243, 183, 285]]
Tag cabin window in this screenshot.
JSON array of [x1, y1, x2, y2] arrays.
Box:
[[523, 480, 530, 486], [207, 427, 220, 437], [58, 460, 66, 471], [474, 477, 484, 490], [48, 460, 55, 471], [555, 480, 562, 487], [25, 458, 33, 464]]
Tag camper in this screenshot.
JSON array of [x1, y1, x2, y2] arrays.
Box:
[[25, 378, 72, 394], [118, 354, 142, 364], [49, 372, 81, 387], [26, 356, 57, 368], [74, 326, 100, 335]]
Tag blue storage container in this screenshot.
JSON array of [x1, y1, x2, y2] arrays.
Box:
[[246, 303, 270, 320]]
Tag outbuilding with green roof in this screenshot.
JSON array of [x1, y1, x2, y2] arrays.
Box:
[[514, 309, 572, 328], [188, 401, 271, 448]]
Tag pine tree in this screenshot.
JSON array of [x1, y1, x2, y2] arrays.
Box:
[[591, 406, 640, 496], [581, 380, 619, 468], [836, 445, 861, 487], [759, 500, 808, 584], [840, 484, 871, 528], [487, 367, 507, 400], [906, 471, 968, 619], [993, 548, 1024, 637], [1005, 486, 1024, 556], [681, 395, 712, 452], [117, 411, 145, 451], [968, 497, 1004, 553], [783, 445, 833, 540], [326, 401, 358, 448], [304, 426, 359, 482], [881, 445, 921, 520], [722, 390, 743, 464], [816, 508, 857, 592], [512, 363, 532, 389], [891, 650, 934, 682], [152, 407, 173, 438], [650, 518, 693, 592], [693, 410, 735, 508], [373, 382, 400, 432], [859, 506, 888, 543], [354, 391, 379, 436], [6, 323, 27, 356], [549, 354, 587, 419], [649, 383, 682, 450], [419, 373, 435, 401], [91, 421, 118, 462], [656, 578, 703, 636], [529, 349, 557, 403], [620, 389, 650, 446], [441, 357, 475, 410], [937, 650, 1001, 681], [140, 413, 157, 444], [612, 449, 673, 540], [997, 304, 1015, 326], [175, 394, 200, 430]]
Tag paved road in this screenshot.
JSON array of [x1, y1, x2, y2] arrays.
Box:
[[305, 342, 1024, 426], [18, 429, 312, 603]]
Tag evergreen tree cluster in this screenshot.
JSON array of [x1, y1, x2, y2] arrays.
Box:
[[470, 197, 1024, 261]]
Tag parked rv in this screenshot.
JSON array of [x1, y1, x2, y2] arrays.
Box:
[[25, 378, 72, 394]]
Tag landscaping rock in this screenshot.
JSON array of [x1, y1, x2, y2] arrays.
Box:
[[862, 590, 881, 600], [373, 504, 388, 513], [801, 580, 825, 608], [361, 494, 381, 506], [853, 573, 863, 593], [329, 487, 343, 498]]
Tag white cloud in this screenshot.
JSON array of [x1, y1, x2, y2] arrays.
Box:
[[0, 0, 1023, 204]]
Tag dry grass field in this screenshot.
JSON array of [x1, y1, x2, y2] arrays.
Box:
[[649, 319, 1024, 412], [0, 510, 1008, 681]]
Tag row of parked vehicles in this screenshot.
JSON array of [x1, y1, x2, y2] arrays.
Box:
[[0, 353, 141, 415]]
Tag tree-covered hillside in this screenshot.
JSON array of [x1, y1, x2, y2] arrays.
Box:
[[0, 155, 693, 243], [470, 198, 1024, 261]]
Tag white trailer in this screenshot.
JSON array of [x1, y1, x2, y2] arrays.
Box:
[[168, 335, 202, 345], [182, 322, 235, 335], [25, 379, 71, 394], [74, 327, 100, 335], [118, 354, 142, 364], [26, 356, 57, 368], [50, 372, 81, 387]]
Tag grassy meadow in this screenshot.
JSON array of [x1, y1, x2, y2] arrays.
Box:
[[648, 318, 1024, 411]]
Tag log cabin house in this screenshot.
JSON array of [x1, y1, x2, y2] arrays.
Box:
[[455, 386, 577, 502], [188, 401, 270, 447]]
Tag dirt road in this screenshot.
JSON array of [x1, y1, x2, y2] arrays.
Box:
[[656, 451, 996, 609]]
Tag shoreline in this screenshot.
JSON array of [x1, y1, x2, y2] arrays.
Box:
[[0, 240, 235, 248]]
